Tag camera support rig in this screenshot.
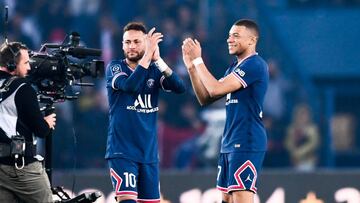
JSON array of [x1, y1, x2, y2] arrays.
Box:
[[34, 36, 104, 203], [52, 187, 102, 203], [40, 93, 102, 203]]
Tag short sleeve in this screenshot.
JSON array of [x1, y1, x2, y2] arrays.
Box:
[[231, 61, 262, 88]]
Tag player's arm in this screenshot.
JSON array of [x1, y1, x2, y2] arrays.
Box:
[[195, 60, 242, 98], [159, 71, 186, 94], [153, 46, 186, 94], [182, 44, 216, 105], [183, 38, 243, 100], [109, 63, 148, 93]]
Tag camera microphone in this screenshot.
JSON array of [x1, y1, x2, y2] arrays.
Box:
[[5, 6, 8, 23], [67, 47, 102, 57], [4, 5, 9, 43], [69, 32, 80, 46]]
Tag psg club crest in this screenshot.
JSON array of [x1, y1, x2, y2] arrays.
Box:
[[147, 79, 155, 88]]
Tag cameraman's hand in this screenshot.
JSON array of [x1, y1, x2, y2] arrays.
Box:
[[44, 113, 56, 130]]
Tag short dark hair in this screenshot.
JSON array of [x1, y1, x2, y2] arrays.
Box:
[[123, 22, 147, 34], [234, 19, 259, 38], [0, 42, 28, 67]]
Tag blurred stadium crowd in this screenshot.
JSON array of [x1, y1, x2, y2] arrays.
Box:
[[1, 0, 359, 171]]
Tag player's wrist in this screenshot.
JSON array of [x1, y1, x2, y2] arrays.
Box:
[[139, 59, 151, 69], [192, 57, 204, 67], [154, 58, 168, 72], [187, 65, 196, 72]]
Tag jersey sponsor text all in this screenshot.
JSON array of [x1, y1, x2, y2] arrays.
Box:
[[126, 94, 159, 113]]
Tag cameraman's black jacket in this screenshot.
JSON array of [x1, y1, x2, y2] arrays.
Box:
[[0, 70, 51, 165]]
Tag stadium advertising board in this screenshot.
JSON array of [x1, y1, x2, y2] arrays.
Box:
[[53, 170, 360, 203]]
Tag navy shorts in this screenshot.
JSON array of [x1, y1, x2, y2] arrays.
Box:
[[216, 151, 265, 194], [108, 158, 160, 202]]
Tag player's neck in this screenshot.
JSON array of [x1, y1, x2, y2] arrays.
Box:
[[236, 50, 257, 65], [125, 59, 137, 71]]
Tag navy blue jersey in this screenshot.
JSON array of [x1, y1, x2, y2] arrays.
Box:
[[105, 59, 185, 163], [221, 54, 269, 153]]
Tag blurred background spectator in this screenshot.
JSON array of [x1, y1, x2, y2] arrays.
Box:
[[285, 103, 320, 171]]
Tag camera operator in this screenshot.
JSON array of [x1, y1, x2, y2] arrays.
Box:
[[0, 41, 56, 203]]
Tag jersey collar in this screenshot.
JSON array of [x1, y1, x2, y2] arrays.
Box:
[[235, 52, 258, 68]]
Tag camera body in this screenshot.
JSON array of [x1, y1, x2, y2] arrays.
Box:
[[27, 32, 104, 103]]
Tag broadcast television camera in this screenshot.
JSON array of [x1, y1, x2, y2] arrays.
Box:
[[27, 32, 104, 203], [28, 31, 104, 104]]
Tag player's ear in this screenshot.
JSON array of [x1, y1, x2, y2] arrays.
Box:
[[249, 35, 257, 45]]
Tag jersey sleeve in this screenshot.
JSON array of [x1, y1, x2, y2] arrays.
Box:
[[159, 72, 186, 94], [106, 61, 126, 90], [106, 61, 148, 93], [231, 61, 262, 88]]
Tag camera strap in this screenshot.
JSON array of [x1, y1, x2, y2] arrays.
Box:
[[0, 139, 37, 169], [0, 76, 19, 103], [0, 76, 19, 93], [0, 141, 37, 157]]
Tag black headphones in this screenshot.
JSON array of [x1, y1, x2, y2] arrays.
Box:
[[0, 42, 27, 72], [5, 43, 20, 72]]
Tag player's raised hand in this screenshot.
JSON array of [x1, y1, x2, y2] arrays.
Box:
[[182, 38, 202, 61], [182, 39, 193, 69], [140, 27, 163, 68], [145, 27, 163, 57], [152, 45, 160, 61]]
